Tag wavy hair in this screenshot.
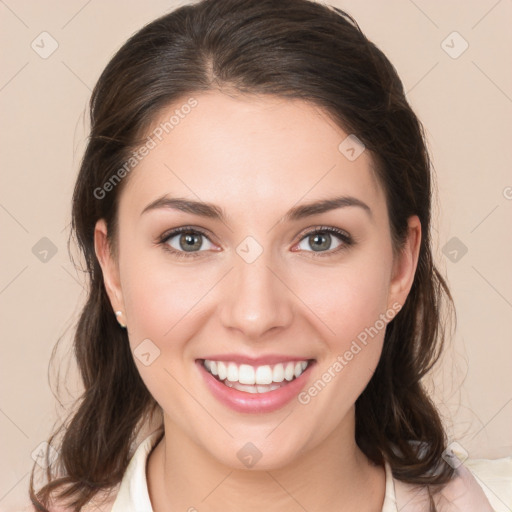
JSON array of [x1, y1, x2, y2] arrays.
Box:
[[30, 0, 456, 510]]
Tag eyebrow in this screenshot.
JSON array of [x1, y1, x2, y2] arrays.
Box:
[[140, 194, 372, 222]]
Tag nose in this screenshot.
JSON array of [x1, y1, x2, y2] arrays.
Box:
[[219, 250, 294, 340]]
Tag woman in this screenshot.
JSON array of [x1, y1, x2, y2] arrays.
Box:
[[29, 0, 511, 511]]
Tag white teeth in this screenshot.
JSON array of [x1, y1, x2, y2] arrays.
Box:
[[255, 365, 273, 385], [284, 363, 295, 381], [257, 383, 282, 393], [272, 363, 285, 382], [238, 364, 255, 385], [202, 359, 311, 387], [227, 362, 238, 382], [217, 361, 227, 380], [224, 380, 258, 393], [224, 380, 284, 393]]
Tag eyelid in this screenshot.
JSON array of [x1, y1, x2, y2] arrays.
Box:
[[157, 225, 213, 244], [295, 225, 352, 242]]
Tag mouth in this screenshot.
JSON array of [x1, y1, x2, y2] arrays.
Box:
[[201, 358, 314, 393], [195, 357, 316, 413]]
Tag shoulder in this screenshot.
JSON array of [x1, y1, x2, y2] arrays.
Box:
[[464, 456, 512, 510], [26, 431, 161, 512], [393, 456, 512, 512]]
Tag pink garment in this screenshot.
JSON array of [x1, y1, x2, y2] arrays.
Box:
[[394, 461, 494, 511]]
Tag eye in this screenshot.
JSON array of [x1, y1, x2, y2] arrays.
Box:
[[158, 227, 216, 258], [157, 225, 354, 260], [294, 226, 353, 256]]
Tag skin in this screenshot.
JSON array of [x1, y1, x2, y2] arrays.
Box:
[[94, 90, 421, 512]]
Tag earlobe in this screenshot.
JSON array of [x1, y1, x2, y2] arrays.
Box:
[[94, 219, 125, 315], [387, 215, 422, 309]]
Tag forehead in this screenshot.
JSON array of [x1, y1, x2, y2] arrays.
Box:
[[119, 91, 384, 220]]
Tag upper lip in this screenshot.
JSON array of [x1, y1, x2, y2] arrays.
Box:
[[198, 353, 315, 366]]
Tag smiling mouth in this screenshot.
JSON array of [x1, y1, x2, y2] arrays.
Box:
[[199, 358, 315, 394]]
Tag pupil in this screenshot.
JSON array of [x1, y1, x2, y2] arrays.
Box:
[[311, 233, 330, 251], [181, 233, 201, 251]]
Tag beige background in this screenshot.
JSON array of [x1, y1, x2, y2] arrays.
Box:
[[1, 0, 511, 510]]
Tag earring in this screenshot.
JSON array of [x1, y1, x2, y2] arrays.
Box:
[[115, 310, 127, 328]]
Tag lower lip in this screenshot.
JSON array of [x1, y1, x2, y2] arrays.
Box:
[[196, 360, 315, 414]]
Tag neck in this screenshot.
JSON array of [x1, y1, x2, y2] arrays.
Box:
[[147, 409, 385, 512]]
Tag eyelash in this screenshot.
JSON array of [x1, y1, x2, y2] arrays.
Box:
[[156, 225, 354, 260]]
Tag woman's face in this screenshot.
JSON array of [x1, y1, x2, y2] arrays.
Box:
[[95, 91, 420, 469]]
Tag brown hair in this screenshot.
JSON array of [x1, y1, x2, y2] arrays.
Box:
[[30, 0, 456, 510]]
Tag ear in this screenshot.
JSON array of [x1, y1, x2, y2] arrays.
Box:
[[387, 215, 422, 310], [94, 219, 125, 315]]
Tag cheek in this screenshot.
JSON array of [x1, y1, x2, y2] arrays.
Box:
[[293, 266, 391, 432], [119, 257, 209, 410], [292, 245, 393, 403], [119, 233, 209, 337], [295, 251, 392, 348]]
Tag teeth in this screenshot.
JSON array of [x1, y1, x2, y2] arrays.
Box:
[[217, 361, 227, 381], [255, 365, 273, 385], [223, 380, 283, 393], [239, 364, 255, 385], [284, 362, 294, 381], [227, 362, 238, 382], [203, 359, 311, 386], [272, 363, 285, 382]]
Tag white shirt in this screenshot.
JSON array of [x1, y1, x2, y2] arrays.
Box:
[[109, 430, 512, 512]]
